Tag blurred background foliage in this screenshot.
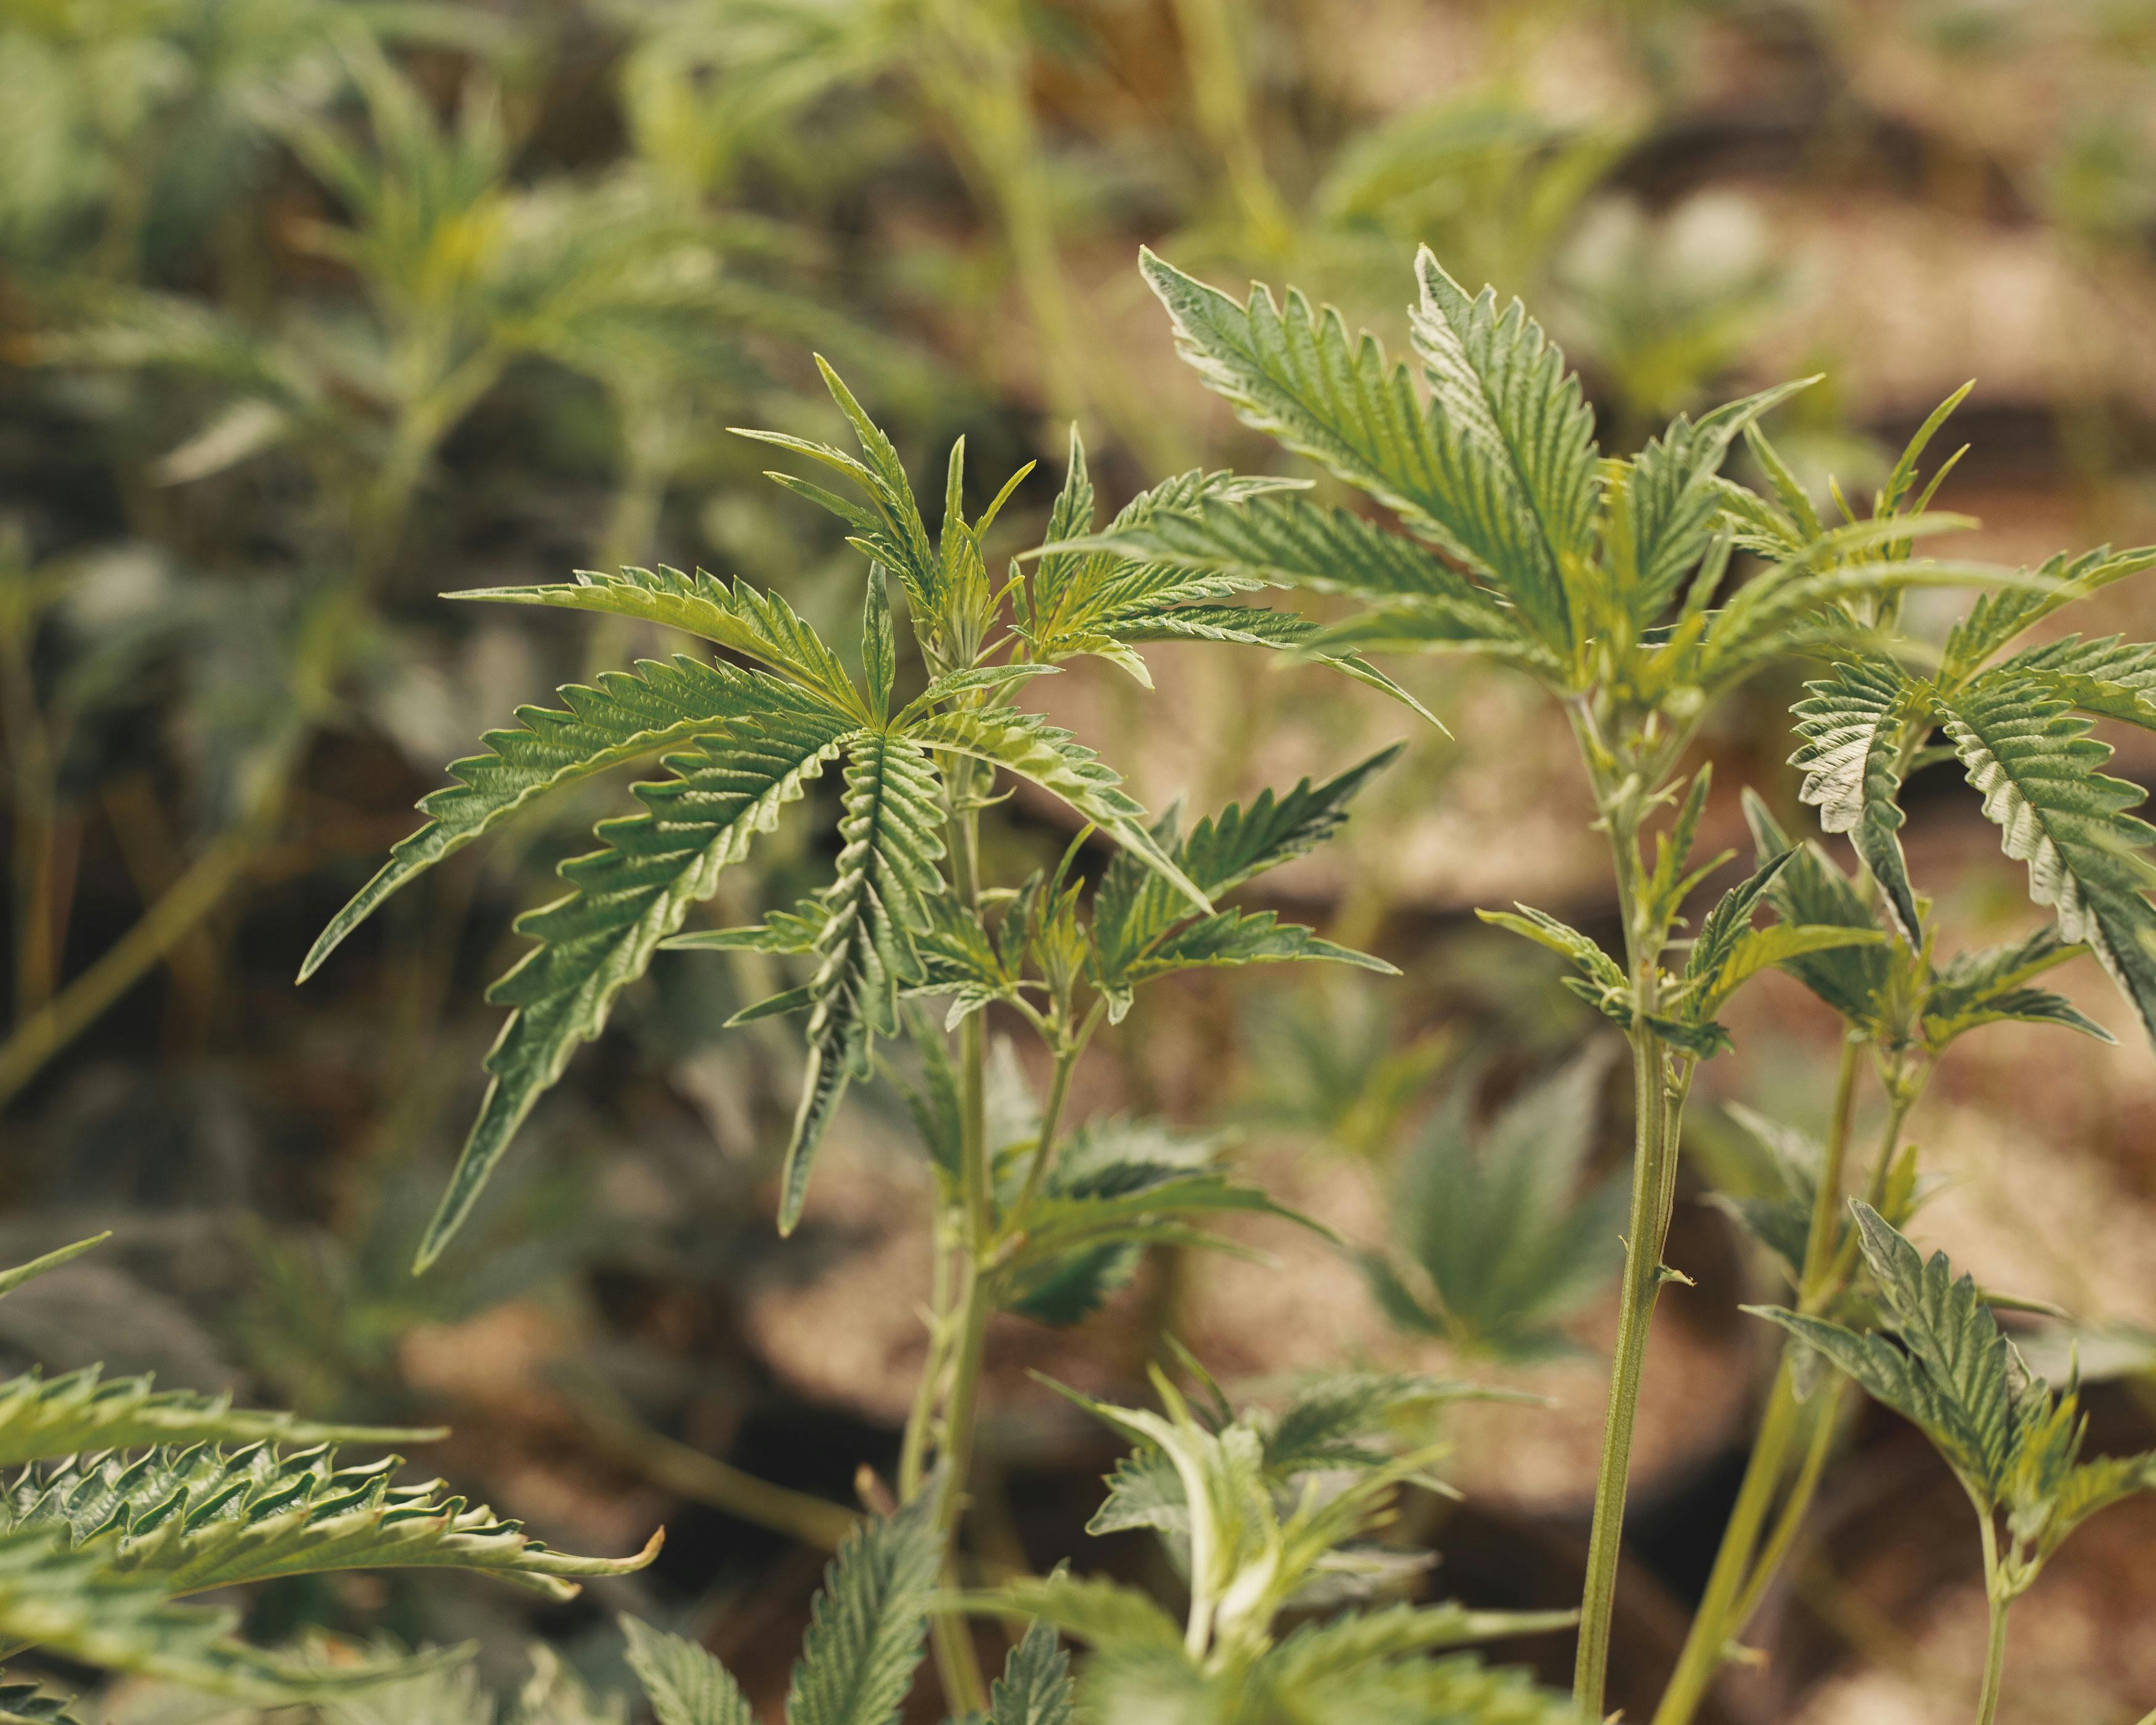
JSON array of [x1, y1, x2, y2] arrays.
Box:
[[5, 1, 2156, 1719]]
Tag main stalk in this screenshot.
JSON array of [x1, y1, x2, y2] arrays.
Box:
[[1574, 787, 1690, 1713]]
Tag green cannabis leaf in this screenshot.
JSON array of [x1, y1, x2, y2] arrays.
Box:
[[0, 1443, 660, 1602], [1363, 1047, 1626, 1361], [1748, 1205, 2156, 1719]]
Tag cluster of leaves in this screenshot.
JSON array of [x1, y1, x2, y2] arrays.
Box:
[[1478, 816, 1882, 1064], [304, 359, 1396, 1272], [1754, 1208, 2156, 1606], [1361, 1047, 1626, 1362], [1737, 792, 2112, 1063], [977, 1363, 1579, 1723], [0, 1237, 655, 1718], [192, 1369, 1582, 1725], [896, 1059, 1283, 1330], [1783, 551, 2156, 1041], [1095, 248, 2000, 724]]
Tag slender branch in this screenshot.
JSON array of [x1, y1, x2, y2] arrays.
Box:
[[898, 1209, 957, 1502], [1726, 1377, 1842, 1630], [926, 1249, 992, 1714], [1799, 1036, 1865, 1303], [1650, 1362, 1802, 1725], [1003, 1000, 1102, 1238], [1653, 1039, 1897, 1725]]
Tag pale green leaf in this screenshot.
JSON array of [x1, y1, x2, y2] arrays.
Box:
[[620, 1615, 753, 1725], [0, 1370, 434, 1471], [0, 1530, 453, 1705], [785, 1487, 943, 1725], [1936, 672, 2156, 1047], [1789, 658, 1926, 939]]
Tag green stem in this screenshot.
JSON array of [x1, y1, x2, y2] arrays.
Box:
[[1650, 1363, 1800, 1724], [1575, 794, 1688, 1713], [927, 1248, 992, 1715], [1975, 1522, 2009, 1725], [898, 1211, 957, 1502], [1725, 1377, 1842, 1631], [1004, 1002, 1100, 1238], [1655, 1044, 1917, 1724], [1799, 1037, 1865, 1301], [1653, 1035, 1863, 1723], [923, 780, 990, 1715]]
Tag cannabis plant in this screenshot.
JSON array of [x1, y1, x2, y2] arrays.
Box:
[[128, 1368, 1583, 1724], [299, 359, 1424, 1708], [1094, 243, 2156, 1714], [0, 1234, 655, 1719], [1753, 1207, 2156, 1724], [1362, 1047, 1625, 1364], [1650, 787, 2122, 1723]]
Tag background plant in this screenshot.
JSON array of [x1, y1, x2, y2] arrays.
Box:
[[1098, 243, 2156, 1716]]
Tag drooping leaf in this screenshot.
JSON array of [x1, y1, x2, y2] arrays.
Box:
[[1789, 658, 1926, 939], [1935, 672, 2156, 1047], [301, 656, 799, 981], [780, 731, 949, 1232], [0, 1443, 659, 1602], [0, 1530, 450, 1705], [419, 693, 864, 1267]]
